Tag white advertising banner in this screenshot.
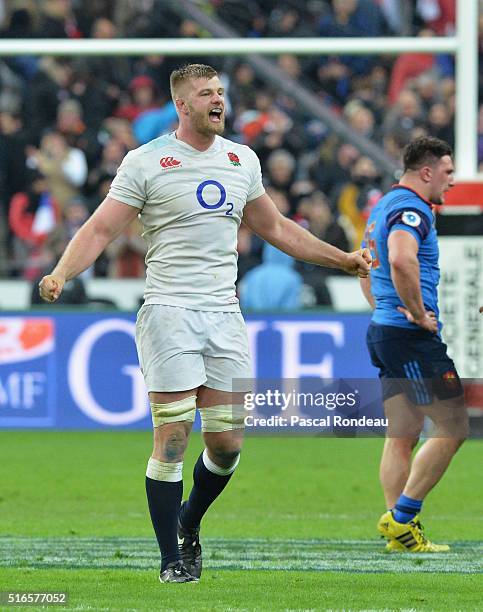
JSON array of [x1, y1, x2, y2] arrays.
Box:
[[439, 236, 483, 378]]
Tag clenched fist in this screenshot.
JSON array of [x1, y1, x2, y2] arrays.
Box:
[[342, 248, 372, 278], [38, 274, 65, 303]]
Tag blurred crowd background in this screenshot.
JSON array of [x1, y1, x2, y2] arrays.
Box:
[[0, 0, 475, 309]]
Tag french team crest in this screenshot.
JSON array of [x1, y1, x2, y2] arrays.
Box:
[[228, 152, 241, 166]]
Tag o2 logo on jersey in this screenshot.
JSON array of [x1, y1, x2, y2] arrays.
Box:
[[196, 180, 234, 216], [401, 211, 421, 227]]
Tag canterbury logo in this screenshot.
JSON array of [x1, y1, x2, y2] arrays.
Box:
[[160, 156, 181, 168]]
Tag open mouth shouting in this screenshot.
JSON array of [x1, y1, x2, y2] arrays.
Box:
[[209, 107, 223, 123]]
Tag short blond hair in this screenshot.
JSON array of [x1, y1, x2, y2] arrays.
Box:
[[170, 63, 218, 100]]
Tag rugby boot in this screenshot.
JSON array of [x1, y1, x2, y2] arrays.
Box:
[[378, 511, 450, 552], [159, 560, 198, 583], [178, 502, 202, 579]]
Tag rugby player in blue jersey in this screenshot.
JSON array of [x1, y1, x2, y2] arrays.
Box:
[[360, 137, 468, 552]]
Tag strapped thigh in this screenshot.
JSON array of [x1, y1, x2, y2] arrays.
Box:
[[199, 404, 246, 433], [150, 395, 197, 428]]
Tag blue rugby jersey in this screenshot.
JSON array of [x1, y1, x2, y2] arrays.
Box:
[[362, 185, 439, 329]]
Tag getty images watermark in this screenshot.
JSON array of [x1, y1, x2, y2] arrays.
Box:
[[243, 388, 386, 429], [231, 379, 388, 437], [232, 377, 471, 438]]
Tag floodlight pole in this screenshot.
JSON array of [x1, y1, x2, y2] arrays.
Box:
[[455, 0, 479, 179]]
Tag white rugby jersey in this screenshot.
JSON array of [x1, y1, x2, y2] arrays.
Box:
[[108, 132, 265, 311]]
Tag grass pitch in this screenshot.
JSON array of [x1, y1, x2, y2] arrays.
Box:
[[0, 432, 482, 610]]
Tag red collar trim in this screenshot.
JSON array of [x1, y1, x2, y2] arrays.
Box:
[[391, 184, 435, 209]]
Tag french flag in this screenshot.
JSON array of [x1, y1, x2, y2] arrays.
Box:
[[31, 192, 58, 237]]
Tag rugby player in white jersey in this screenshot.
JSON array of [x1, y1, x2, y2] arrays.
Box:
[[39, 64, 372, 583]]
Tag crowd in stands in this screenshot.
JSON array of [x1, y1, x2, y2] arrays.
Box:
[[0, 0, 470, 309]]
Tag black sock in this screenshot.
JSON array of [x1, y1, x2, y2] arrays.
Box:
[[180, 451, 235, 529], [145, 477, 182, 572]]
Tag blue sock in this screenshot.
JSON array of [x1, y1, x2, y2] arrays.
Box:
[[393, 494, 422, 524]]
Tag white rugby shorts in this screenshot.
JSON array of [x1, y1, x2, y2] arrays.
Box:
[[135, 304, 252, 392]]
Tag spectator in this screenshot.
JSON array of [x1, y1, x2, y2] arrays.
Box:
[[416, 0, 455, 36], [387, 29, 436, 104], [25, 57, 73, 143], [293, 190, 348, 306], [237, 224, 262, 282], [115, 75, 159, 123], [106, 218, 146, 278], [427, 102, 454, 147], [345, 102, 379, 142], [239, 243, 303, 311], [132, 98, 177, 145], [277, 54, 303, 81], [26, 130, 87, 210], [229, 63, 258, 112], [8, 169, 59, 279], [383, 89, 424, 143], [86, 137, 126, 194], [415, 73, 441, 114], [297, 191, 350, 254], [87, 17, 132, 112], [67, 60, 118, 132], [319, 0, 385, 38], [76, 2, 116, 37], [38, 0, 81, 38], [319, 0, 388, 76], [0, 7, 39, 38], [0, 112, 28, 211], [335, 156, 383, 250], [310, 142, 360, 198], [0, 0, 458, 283], [267, 7, 314, 37], [265, 149, 296, 195], [101, 117, 138, 152], [56, 98, 99, 164]]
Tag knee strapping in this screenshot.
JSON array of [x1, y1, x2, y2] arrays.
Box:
[[146, 457, 183, 482], [150, 395, 196, 427], [199, 404, 245, 433]]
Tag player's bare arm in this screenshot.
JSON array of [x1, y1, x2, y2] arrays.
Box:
[[243, 192, 372, 277], [388, 230, 437, 333], [360, 276, 376, 310], [39, 197, 139, 302]]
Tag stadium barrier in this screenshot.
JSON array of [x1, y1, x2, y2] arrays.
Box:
[[0, 311, 481, 434], [0, 312, 375, 430]]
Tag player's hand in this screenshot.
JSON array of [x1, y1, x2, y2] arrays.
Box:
[[38, 274, 65, 303], [397, 306, 438, 333], [343, 248, 372, 278]]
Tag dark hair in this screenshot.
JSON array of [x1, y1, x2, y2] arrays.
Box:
[[403, 136, 453, 172], [170, 64, 218, 99]]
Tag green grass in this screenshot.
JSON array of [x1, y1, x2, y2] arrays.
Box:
[[0, 432, 482, 610], [0, 569, 482, 611]]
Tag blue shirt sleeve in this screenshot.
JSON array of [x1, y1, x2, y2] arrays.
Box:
[[386, 207, 432, 245]]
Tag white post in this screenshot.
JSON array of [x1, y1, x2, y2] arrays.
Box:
[[0, 37, 458, 56], [455, 0, 479, 179]]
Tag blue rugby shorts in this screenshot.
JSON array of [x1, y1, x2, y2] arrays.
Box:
[[366, 323, 463, 405]]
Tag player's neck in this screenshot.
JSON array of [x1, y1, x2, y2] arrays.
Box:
[[175, 126, 216, 152], [398, 176, 431, 201]]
